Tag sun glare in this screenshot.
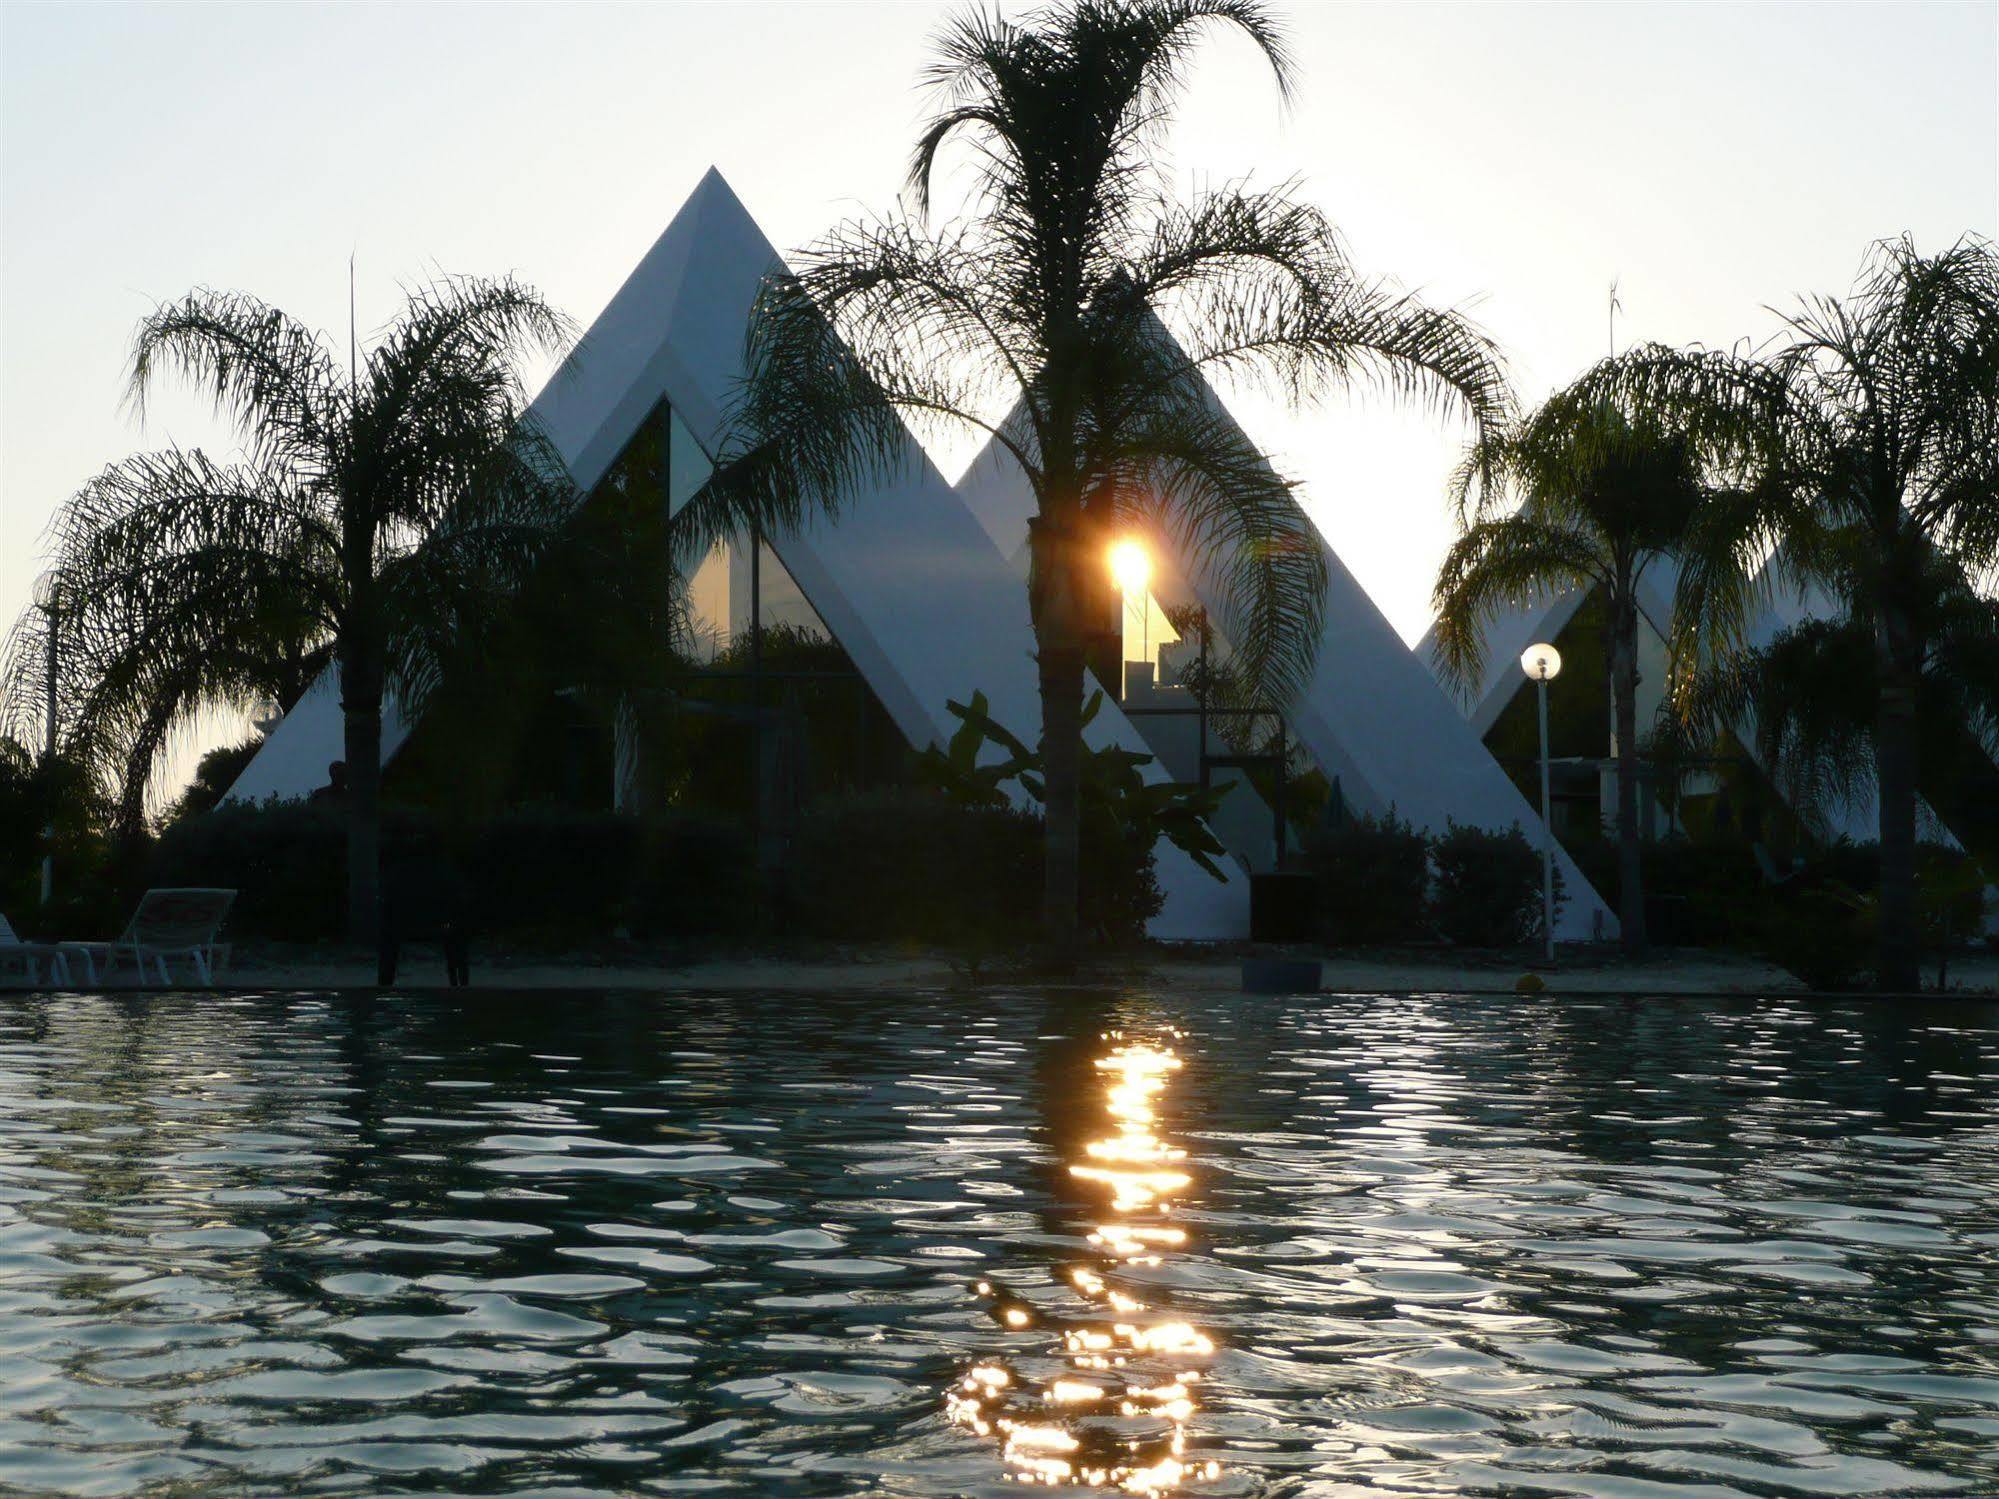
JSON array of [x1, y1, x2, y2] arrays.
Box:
[[1108, 538, 1152, 597]]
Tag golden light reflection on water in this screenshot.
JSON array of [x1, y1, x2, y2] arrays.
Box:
[[946, 1030, 1220, 1493]]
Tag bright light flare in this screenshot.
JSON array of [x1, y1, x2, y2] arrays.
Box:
[[1108, 537, 1152, 597]]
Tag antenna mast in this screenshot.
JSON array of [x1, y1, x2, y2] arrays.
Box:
[[349, 252, 359, 394]]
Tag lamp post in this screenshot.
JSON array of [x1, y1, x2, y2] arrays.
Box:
[[1520, 642, 1562, 963], [39, 592, 59, 907]]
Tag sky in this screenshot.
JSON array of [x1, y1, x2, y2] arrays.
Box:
[[2, 0, 1994, 778]]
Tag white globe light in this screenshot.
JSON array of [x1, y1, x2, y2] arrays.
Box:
[[1520, 642, 1562, 681], [1107, 538, 1152, 597]]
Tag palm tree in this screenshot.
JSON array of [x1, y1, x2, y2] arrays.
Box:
[[1432, 377, 1738, 954], [695, 0, 1509, 949], [16, 277, 576, 941], [1583, 235, 1999, 989], [1668, 553, 1999, 858], [4, 496, 334, 845]]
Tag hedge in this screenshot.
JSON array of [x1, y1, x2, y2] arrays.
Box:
[[150, 791, 1163, 948], [1304, 813, 1559, 949], [150, 802, 755, 943], [786, 790, 1160, 946]]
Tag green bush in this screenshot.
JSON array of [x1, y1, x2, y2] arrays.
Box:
[[150, 801, 756, 943], [0, 741, 129, 939], [787, 789, 1160, 947], [150, 801, 346, 940], [1079, 800, 1165, 944], [148, 791, 1161, 950], [1429, 820, 1559, 948], [1752, 878, 1873, 990], [1304, 812, 1429, 944], [788, 792, 1039, 945]]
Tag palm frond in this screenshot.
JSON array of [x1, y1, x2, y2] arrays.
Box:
[[681, 268, 923, 561], [351, 274, 578, 539], [1102, 393, 1325, 705], [128, 288, 339, 469], [1431, 514, 1605, 695], [19, 450, 334, 826]]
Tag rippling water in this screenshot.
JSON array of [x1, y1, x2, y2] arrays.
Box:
[[1, 988, 1996, 1497]]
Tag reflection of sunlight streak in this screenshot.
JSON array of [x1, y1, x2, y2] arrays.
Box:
[[946, 1030, 1222, 1492]]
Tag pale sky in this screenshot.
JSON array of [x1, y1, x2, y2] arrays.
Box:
[[3, 0, 1994, 764]]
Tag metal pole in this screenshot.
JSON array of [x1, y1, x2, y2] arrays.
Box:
[[43, 602, 58, 762], [749, 524, 762, 863], [41, 603, 57, 906], [1195, 611, 1208, 791], [1537, 672, 1556, 963]]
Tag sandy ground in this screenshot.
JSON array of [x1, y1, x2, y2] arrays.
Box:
[[137, 942, 1998, 998]]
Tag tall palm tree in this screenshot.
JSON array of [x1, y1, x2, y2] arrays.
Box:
[[1583, 235, 1999, 989], [19, 277, 576, 941], [695, 0, 1509, 949], [1668, 552, 1999, 859], [1432, 378, 1737, 954]]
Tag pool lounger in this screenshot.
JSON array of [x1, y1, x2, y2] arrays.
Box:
[[54, 888, 237, 988], [0, 913, 74, 988]]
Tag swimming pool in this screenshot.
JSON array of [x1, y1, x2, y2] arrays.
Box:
[[0, 988, 1994, 1495]]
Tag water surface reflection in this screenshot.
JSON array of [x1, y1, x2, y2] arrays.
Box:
[[949, 1029, 1218, 1491], [0, 989, 1994, 1496]]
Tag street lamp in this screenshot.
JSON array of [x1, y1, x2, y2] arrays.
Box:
[[1520, 642, 1562, 962]]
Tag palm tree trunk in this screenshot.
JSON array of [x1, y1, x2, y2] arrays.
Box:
[[1874, 655, 1921, 992], [1611, 600, 1647, 954], [1038, 636, 1085, 954], [1028, 515, 1085, 958], [339, 631, 384, 950]]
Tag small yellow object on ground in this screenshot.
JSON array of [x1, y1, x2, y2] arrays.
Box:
[[1514, 972, 1547, 994]]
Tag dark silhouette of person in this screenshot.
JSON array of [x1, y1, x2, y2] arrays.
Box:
[[377, 837, 472, 988], [309, 760, 349, 804]]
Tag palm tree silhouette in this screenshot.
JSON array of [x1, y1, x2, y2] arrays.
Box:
[[13, 277, 577, 940], [1433, 376, 1738, 954], [695, 0, 1509, 950], [1580, 235, 1999, 989]]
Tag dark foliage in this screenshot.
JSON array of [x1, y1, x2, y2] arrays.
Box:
[[159, 737, 264, 827], [787, 792, 1040, 946], [1429, 820, 1560, 948], [1571, 835, 1987, 989], [917, 689, 1231, 879], [150, 802, 755, 944], [1303, 811, 1429, 945], [0, 737, 127, 938], [789, 789, 1160, 948]]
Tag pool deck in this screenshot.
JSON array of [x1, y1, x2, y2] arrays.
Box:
[[70, 943, 1996, 999]]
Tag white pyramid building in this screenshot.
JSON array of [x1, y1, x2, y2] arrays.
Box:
[[225, 169, 1250, 938], [1416, 563, 1966, 846], [955, 415, 1617, 941]]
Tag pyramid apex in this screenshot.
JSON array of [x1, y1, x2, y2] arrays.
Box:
[[689, 165, 744, 207]]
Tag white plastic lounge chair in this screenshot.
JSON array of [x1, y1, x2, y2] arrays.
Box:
[[0, 913, 72, 988], [62, 888, 236, 987]]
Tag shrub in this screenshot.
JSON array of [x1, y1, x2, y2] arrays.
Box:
[[1751, 878, 1872, 990], [151, 801, 346, 940], [1430, 820, 1559, 948], [1079, 800, 1165, 944], [788, 790, 1160, 947], [150, 801, 756, 943], [461, 809, 755, 942], [788, 792, 1040, 945], [1304, 811, 1429, 945]]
